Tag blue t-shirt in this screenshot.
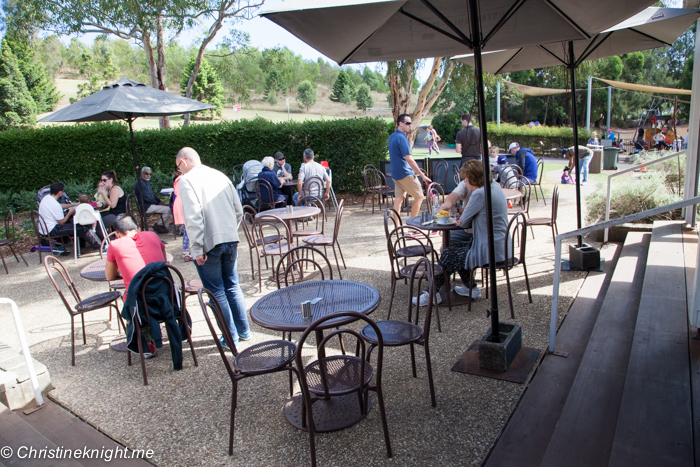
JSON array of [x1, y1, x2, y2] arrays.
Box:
[[516, 149, 538, 182], [388, 130, 414, 181]]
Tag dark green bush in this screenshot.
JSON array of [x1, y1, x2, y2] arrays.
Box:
[[431, 112, 462, 145], [0, 117, 390, 195]]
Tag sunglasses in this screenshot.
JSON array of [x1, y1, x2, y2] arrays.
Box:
[[101, 178, 109, 182], [143, 172, 152, 176], [402, 120, 412, 125]]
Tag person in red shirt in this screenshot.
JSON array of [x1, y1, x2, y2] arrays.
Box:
[[105, 215, 167, 299]]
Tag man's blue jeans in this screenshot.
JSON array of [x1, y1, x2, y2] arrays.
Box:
[[579, 154, 593, 183], [194, 242, 250, 343]]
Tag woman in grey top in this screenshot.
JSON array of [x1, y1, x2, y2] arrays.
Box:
[[414, 160, 510, 306]]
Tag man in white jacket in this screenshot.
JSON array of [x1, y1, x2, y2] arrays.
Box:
[[176, 147, 251, 345]]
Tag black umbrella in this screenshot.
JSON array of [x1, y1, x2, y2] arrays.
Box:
[[39, 78, 214, 229]]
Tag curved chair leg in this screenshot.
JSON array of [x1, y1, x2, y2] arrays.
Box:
[[229, 382, 237, 455], [523, 262, 533, 303], [0, 251, 7, 274], [71, 315, 76, 366], [504, 267, 515, 319], [374, 385, 393, 458], [424, 342, 437, 407], [410, 343, 417, 377], [386, 278, 397, 321], [81, 314, 87, 344], [335, 242, 347, 269]]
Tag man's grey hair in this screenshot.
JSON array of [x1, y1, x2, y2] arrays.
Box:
[[176, 147, 202, 165], [261, 156, 275, 168], [141, 166, 151, 173], [114, 214, 138, 234], [303, 149, 314, 160]]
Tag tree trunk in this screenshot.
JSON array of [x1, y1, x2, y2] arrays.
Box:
[[156, 14, 169, 130], [183, 19, 224, 126], [503, 98, 508, 122]]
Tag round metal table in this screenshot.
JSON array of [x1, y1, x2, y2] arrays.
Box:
[[80, 253, 173, 282], [250, 280, 380, 432], [502, 188, 524, 201], [406, 216, 465, 248], [254, 206, 320, 224]]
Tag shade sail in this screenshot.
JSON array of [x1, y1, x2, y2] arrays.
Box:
[[261, 0, 657, 65], [502, 80, 569, 98], [39, 78, 214, 123], [595, 77, 693, 95], [452, 7, 699, 74]]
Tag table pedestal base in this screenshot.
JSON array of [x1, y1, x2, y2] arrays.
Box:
[[283, 394, 371, 432]]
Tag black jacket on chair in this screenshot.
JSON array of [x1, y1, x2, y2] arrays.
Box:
[[121, 262, 190, 370]]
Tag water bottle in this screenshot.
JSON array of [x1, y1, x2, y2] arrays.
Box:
[[433, 198, 440, 220]]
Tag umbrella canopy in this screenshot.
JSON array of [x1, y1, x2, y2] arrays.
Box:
[[452, 7, 700, 73], [39, 78, 214, 123], [261, 0, 656, 65]]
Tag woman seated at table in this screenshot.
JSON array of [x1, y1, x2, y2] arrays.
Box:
[[258, 156, 287, 205], [96, 170, 127, 234], [414, 160, 509, 306]]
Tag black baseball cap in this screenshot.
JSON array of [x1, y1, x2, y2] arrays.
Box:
[[274, 152, 285, 160]]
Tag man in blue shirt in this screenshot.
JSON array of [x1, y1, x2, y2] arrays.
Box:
[[389, 114, 431, 218], [508, 142, 538, 182]]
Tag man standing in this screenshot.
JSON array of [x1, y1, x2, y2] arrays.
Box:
[[455, 113, 482, 165], [176, 147, 251, 346], [295, 149, 330, 204], [389, 113, 431, 218], [509, 142, 539, 182], [133, 167, 173, 234], [38, 182, 101, 251], [105, 214, 167, 357]]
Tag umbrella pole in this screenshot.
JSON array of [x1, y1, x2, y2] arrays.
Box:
[[128, 116, 148, 231], [569, 41, 583, 246], [469, 0, 500, 341]]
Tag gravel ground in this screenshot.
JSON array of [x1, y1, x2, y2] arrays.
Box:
[[0, 172, 599, 467]]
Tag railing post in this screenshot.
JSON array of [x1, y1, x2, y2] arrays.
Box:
[[604, 174, 612, 243], [549, 236, 562, 353], [0, 298, 44, 407]]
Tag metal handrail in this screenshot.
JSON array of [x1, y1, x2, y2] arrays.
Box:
[[0, 298, 44, 407], [549, 195, 700, 353], [604, 150, 686, 242]]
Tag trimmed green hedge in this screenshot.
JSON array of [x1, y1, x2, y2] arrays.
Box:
[[0, 117, 390, 194]]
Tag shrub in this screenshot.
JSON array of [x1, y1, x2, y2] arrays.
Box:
[[0, 117, 390, 195], [431, 112, 462, 145], [296, 80, 317, 112], [355, 84, 374, 111]]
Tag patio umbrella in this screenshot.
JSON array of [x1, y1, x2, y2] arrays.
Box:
[[453, 7, 700, 237], [39, 78, 214, 229], [261, 0, 656, 342]]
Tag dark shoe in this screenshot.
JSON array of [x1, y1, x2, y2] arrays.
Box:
[[153, 225, 169, 234]]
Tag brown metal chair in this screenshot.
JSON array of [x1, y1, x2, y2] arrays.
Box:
[[252, 214, 292, 291], [240, 205, 284, 283], [452, 164, 461, 186], [525, 184, 559, 243], [426, 182, 445, 208], [483, 212, 532, 319], [129, 263, 198, 385], [361, 257, 437, 407], [301, 176, 325, 204], [275, 245, 334, 288], [198, 288, 298, 456], [302, 199, 346, 279], [386, 225, 446, 330], [293, 195, 325, 245], [432, 159, 448, 191], [127, 193, 174, 236], [0, 210, 28, 273], [296, 311, 392, 467], [43, 256, 122, 366], [383, 208, 432, 259], [531, 157, 546, 204], [256, 178, 286, 211], [362, 166, 394, 214], [30, 210, 71, 264], [508, 175, 534, 238]]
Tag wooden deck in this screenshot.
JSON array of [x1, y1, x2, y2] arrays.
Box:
[[484, 221, 699, 467]]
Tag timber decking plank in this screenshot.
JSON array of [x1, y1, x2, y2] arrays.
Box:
[[609, 221, 693, 467], [540, 232, 651, 467]]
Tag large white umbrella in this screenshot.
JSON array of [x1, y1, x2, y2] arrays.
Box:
[[452, 7, 699, 237], [261, 0, 656, 342]]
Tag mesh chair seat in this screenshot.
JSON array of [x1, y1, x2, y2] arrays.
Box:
[[263, 242, 291, 255], [0, 239, 10, 246], [304, 355, 373, 395], [75, 291, 122, 312], [362, 321, 422, 346], [399, 262, 443, 279], [303, 234, 332, 246], [109, 279, 125, 290], [293, 229, 322, 237], [396, 244, 433, 258], [234, 340, 297, 374], [183, 279, 203, 294], [526, 217, 553, 226], [494, 257, 520, 269], [257, 234, 283, 246]]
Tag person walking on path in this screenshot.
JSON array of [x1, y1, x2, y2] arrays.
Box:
[[390, 113, 431, 218], [425, 125, 441, 156], [455, 113, 482, 165], [176, 147, 251, 346]]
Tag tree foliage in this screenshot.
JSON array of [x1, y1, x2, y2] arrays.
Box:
[[355, 83, 373, 111], [71, 35, 121, 103], [0, 40, 37, 130], [330, 70, 354, 102], [296, 80, 316, 112], [263, 68, 284, 105], [179, 56, 223, 119]]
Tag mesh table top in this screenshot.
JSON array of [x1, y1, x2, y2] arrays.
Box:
[[254, 206, 320, 222], [79, 253, 173, 281], [250, 280, 380, 332]]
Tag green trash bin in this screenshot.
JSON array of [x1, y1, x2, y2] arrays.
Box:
[[603, 148, 619, 170]]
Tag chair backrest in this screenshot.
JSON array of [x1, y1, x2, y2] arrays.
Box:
[[275, 245, 333, 288], [535, 158, 544, 185], [295, 311, 383, 399], [551, 184, 559, 221], [30, 210, 50, 239], [512, 175, 531, 214], [331, 199, 345, 242], [99, 231, 119, 259], [302, 176, 324, 199], [433, 160, 448, 187], [407, 257, 436, 339], [426, 182, 445, 207], [240, 205, 258, 251], [74, 204, 100, 225], [387, 225, 437, 280], [366, 167, 387, 189], [453, 164, 461, 186], [253, 214, 291, 255], [507, 212, 528, 264], [126, 194, 145, 230], [198, 288, 240, 379], [298, 195, 327, 225], [43, 255, 81, 314], [232, 164, 243, 185], [256, 178, 276, 210], [4, 210, 17, 241], [138, 263, 187, 324], [383, 208, 401, 239]]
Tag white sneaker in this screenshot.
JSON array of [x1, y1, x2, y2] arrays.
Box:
[[412, 291, 442, 306], [454, 286, 481, 299], [581, 181, 588, 186]]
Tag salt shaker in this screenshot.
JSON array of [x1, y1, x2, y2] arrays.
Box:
[[301, 300, 312, 319]]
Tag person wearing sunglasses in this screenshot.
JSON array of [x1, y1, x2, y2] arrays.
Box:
[[96, 170, 126, 232], [389, 113, 431, 218], [133, 166, 173, 234]]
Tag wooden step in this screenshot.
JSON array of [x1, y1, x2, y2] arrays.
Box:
[[484, 243, 621, 467], [540, 232, 651, 467], [609, 221, 693, 467]]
